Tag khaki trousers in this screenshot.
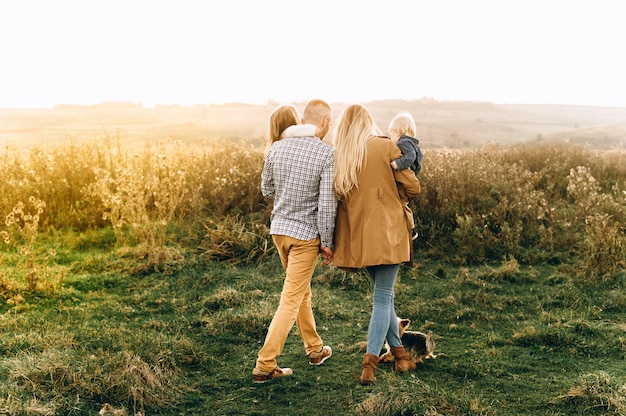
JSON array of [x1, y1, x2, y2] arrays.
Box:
[[255, 235, 323, 372]]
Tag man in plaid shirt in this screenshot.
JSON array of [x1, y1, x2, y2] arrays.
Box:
[[252, 99, 337, 383]]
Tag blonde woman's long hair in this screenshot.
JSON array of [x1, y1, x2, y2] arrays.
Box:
[[333, 104, 379, 199], [264, 104, 300, 155]]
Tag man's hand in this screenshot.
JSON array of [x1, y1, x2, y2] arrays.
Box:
[[320, 246, 334, 266]]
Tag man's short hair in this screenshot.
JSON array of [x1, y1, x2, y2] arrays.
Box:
[[303, 99, 331, 125]]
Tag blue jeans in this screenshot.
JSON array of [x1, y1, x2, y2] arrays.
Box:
[[365, 264, 401, 355]]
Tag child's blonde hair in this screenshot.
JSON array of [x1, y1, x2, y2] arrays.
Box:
[[388, 112, 416, 137]]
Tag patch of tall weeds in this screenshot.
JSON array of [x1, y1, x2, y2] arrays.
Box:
[[1, 197, 66, 293], [193, 143, 265, 216], [566, 165, 626, 282], [578, 213, 626, 283], [415, 145, 625, 276], [89, 139, 189, 273], [1, 138, 624, 275]]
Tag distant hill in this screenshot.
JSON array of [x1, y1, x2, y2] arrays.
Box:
[[1, 100, 625, 149]]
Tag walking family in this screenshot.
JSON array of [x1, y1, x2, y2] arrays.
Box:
[[252, 99, 422, 386]]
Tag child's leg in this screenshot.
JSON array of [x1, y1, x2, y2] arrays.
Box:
[[404, 205, 418, 240], [404, 204, 415, 229]]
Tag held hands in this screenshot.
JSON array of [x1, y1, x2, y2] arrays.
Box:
[[391, 161, 398, 170], [320, 246, 334, 266]]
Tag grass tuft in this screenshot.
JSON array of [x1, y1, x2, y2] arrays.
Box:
[[553, 371, 626, 415]]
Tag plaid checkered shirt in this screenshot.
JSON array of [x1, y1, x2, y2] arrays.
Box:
[[261, 134, 336, 249]]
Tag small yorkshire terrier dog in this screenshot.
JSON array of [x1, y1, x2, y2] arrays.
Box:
[[379, 318, 436, 364]]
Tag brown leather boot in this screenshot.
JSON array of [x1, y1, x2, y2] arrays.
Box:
[[390, 346, 417, 373], [359, 353, 379, 385]]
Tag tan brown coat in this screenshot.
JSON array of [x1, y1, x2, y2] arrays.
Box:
[[333, 136, 421, 269]]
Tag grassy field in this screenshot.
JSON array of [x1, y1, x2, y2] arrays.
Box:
[[197, 256, 626, 416], [0, 100, 624, 414], [1, 241, 624, 415]]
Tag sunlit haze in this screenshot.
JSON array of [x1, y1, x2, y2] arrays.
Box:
[[1, 0, 625, 108]]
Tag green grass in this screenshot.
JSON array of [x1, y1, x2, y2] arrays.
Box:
[[1, 243, 624, 415]]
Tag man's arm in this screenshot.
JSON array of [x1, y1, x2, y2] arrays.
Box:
[[317, 152, 337, 252], [260, 154, 275, 198]]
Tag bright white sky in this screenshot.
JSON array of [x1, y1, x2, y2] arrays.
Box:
[[1, 0, 624, 108]]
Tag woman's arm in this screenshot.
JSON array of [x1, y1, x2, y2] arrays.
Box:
[[394, 168, 421, 199]]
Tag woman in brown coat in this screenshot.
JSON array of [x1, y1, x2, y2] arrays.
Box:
[[333, 104, 421, 385]]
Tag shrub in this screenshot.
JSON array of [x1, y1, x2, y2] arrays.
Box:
[[1, 197, 65, 292], [414, 145, 625, 268], [577, 213, 626, 283]]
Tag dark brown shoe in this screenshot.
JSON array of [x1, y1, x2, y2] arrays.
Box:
[[390, 346, 417, 373], [359, 353, 379, 385], [252, 366, 293, 383]]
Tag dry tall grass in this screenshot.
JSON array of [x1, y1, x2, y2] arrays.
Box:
[[415, 145, 625, 277], [1, 138, 624, 285]]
